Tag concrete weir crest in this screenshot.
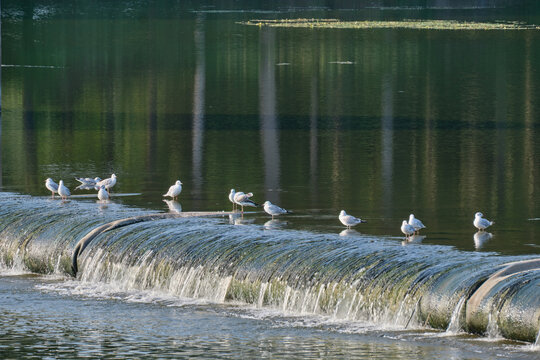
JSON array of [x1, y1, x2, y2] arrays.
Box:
[[71, 211, 232, 276]]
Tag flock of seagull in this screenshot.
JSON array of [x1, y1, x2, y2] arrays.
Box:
[[44, 176, 495, 238], [45, 174, 117, 201]]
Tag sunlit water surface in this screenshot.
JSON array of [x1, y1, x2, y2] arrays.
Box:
[[1, 0, 540, 358]]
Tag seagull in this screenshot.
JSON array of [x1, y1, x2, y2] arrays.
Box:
[[97, 185, 109, 201], [57, 180, 71, 200], [75, 177, 101, 186], [45, 178, 59, 198], [263, 201, 290, 219], [96, 174, 117, 192], [408, 214, 426, 233], [339, 210, 366, 229], [163, 180, 183, 200], [473, 212, 494, 231], [229, 189, 237, 211], [401, 220, 415, 238], [234, 191, 258, 213]]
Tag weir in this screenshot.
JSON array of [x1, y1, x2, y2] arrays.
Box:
[[0, 193, 539, 343], [71, 211, 233, 275]]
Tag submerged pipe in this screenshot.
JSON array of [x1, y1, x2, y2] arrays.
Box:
[[71, 211, 232, 276], [465, 258, 540, 342]]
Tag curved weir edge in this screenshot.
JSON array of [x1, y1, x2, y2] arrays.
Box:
[[465, 258, 540, 341], [71, 211, 232, 276]]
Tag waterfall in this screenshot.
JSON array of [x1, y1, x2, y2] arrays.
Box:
[[0, 193, 539, 343]]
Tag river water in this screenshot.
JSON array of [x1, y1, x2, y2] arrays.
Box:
[[1, 1, 540, 358]]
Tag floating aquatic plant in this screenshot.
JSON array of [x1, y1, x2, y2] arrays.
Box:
[[240, 18, 540, 31]]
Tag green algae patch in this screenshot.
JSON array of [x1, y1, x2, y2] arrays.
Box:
[[240, 19, 540, 31]]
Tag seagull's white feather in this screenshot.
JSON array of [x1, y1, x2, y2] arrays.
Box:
[[263, 201, 289, 218], [163, 180, 183, 198], [96, 174, 117, 190], [401, 220, 415, 237], [57, 180, 70, 199], [408, 214, 426, 231], [234, 191, 257, 207], [97, 185, 109, 201], [45, 178, 59, 194], [339, 210, 365, 228], [474, 212, 494, 230]]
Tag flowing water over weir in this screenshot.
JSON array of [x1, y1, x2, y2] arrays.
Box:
[[0, 193, 539, 343]]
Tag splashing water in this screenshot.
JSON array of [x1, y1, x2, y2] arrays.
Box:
[[446, 296, 466, 334], [486, 313, 502, 339]]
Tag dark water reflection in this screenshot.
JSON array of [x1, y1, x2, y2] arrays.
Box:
[[2, 1, 540, 254]]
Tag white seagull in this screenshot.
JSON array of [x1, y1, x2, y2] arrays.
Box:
[[263, 201, 290, 219], [45, 178, 59, 197], [408, 214, 426, 233], [96, 174, 117, 192], [163, 180, 183, 200], [234, 191, 258, 213], [97, 185, 109, 201], [229, 189, 237, 211], [57, 180, 71, 200], [339, 210, 366, 229], [473, 212, 494, 231], [401, 220, 415, 238], [75, 177, 101, 186]]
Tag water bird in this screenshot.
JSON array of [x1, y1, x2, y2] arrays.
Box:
[[229, 189, 237, 211], [408, 214, 426, 233], [75, 177, 101, 186], [473, 212, 494, 231], [163, 180, 183, 200], [57, 180, 70, 200], [96, 174, 117, 192], [45, 178, 59, 197], [263, 201, 290, 219], [339, 210, 366, 229], [97, 185, 109, 201], [401, 220, 415, 238], [234, 191, 258, 213]]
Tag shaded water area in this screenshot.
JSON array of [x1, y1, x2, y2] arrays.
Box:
[[1, 0, 540, 358]]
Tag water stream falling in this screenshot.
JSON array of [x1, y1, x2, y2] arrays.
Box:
[[0, 192, 539, 344], [445, 295, 466, 334]]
